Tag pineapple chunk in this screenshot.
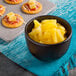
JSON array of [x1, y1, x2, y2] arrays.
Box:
[[56, 29, 65, 42], [51, 28, 58, 43], [41, 19, 57, 31], [60, 30, 66, 36], [28, 0, 36, 9], [7, 12, 16, 21], [57, 23, 65, 31], [29, 4, 36, 9], [43, 30, 51, 40], [41, 23, 57, 31], [29, 26, 42, 42], [57, 23, 66, 35], [41, 19, 57, 24], [34, 20, 41, 28]]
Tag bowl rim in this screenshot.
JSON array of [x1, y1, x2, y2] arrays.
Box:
[[25, 15, 72, 46]]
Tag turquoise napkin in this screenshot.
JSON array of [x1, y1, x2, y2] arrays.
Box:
[[0, 0, 76, 76]]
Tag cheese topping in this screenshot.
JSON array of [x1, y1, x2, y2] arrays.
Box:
[[7, 12, 17, 21], [28, 0, 36, 9]]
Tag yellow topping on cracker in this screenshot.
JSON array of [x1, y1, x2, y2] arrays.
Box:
[[7, 12, 16, 21], [28, 0, 36, 9]]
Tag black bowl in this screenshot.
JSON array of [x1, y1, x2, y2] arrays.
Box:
[[25, 15, 72, 61]]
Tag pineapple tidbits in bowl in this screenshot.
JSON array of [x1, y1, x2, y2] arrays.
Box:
[[25, 15, 72, 61], [29, 20, 66, 44]]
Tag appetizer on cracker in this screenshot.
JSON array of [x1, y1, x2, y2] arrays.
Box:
[[5, 0, 23, 4], [22, 0, 42, 14], [0, 5, 5, 16], [2, 12, 24, 28]]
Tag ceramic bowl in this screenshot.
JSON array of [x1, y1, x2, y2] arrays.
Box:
[[25, 15, 72, 61]]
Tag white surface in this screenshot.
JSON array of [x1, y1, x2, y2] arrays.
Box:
[[0, 0, 56, 42]]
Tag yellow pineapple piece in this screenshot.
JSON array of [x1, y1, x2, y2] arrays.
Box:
[[29, 25, 42, 42], [56, 29, 65, 43], [60, 30, 66, 36], [57, 23, 66, 35], [41, 19, 57, 24], [57, 23, 65, 30], [41, 19, 57, 31], [7, 12, 16, 21], [42, 30, 53, 44], [51, 28, 58, 44], [34, 20, 41, 28], [28, 0, 36, 9], [29, 4, 36, 9], [34, 26, 42, 40], [43, 30, 51, 40], [41, 23, 57, 31]]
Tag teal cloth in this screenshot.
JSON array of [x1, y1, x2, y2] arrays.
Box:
[[0, 0, 76, 76]]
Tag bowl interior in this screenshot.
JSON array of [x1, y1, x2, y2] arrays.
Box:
[[25, 15, 72, 44]]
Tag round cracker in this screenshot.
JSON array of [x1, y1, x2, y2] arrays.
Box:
[[0, 5, 5, 16], [5, 0, 23, 4], [22, 2, 42, 14], [2, 14, 24, 28]]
